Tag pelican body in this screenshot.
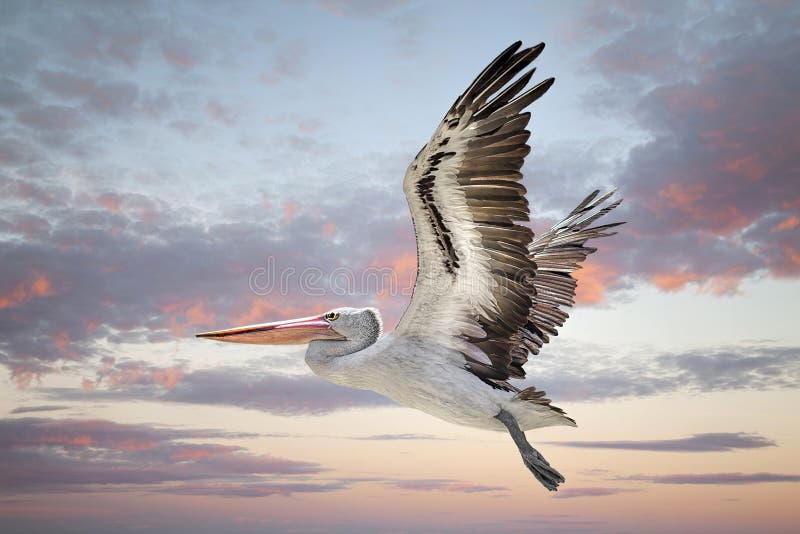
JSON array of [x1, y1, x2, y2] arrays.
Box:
[[198, 42, 623, 491]]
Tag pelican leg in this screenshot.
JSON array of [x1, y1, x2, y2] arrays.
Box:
[[495, 408, 565, 491]]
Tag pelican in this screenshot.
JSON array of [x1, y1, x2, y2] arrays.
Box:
[[197, 42, 622, 491]]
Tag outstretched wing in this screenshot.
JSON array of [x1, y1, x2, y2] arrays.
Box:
[[396, 42, 552, 384], [395, 43, 624, 388], [517, 189, 623, 358]]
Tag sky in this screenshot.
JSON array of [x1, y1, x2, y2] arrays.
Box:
[[0, 0, 798, 532]]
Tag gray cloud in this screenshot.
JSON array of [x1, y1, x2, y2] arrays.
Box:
[[552, 487, 640, 499], [0, 417, 323, 493], [44, 365, 395, 415], [525, 344, 799, 403], [9, 405, 69, 414], [164, 368, 395, 415], [623, 472, 800, 485], [37, 70, 140, 116], [0, 77, 36, 109], [161, 36, 201, 70], [351, 433, 446, 441], [547, 432, 776, 452], [523, 1, 800, 300], [0, 417, 257, 450], [386, 479, 508, 493], [0, 417, 503, 502], [16, 105, 86, 131], [156, 481, 348, 497]]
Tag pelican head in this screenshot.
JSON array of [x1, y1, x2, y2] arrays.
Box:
[[195, 306, 382, 346]]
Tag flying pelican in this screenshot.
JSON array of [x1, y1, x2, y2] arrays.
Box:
[[197, 41, 622, 491]]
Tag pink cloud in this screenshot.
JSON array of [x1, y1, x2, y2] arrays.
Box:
[[96, 192, 121, 212], [573, 261, 620, 305], [651, 269, 703, 292], [160, 301, 215, 336], [170, 444, 241, 461], [86, 358, 186, 391], [283, 202, 299, 223], [772, 216, 799, 233], [8, 361, 53, 390], [0, 273, 56, 310]]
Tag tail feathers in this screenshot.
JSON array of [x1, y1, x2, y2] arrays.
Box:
[[514, 386, 576, 426]]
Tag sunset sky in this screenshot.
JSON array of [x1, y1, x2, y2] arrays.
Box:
[[1, 1, 799, 532]]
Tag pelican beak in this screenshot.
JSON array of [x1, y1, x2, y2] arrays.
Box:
[[195, 315, 345, 345]]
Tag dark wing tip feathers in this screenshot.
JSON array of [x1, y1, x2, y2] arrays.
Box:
[[521, 189, 624, 358]]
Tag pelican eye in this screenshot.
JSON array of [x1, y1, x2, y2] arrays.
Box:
[[325, 312, 340, 321]]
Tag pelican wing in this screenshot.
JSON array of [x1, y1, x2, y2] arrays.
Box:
[[520, 189, 623, 357], [396, 42, 552, 384]]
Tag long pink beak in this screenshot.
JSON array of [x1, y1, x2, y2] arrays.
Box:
[[196, 315, 345, 345]]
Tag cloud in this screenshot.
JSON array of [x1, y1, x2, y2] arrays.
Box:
[[161, 36, 201, 70], [0, 173, 411, 384], [0, 417, 324, 494], [82, 357, 185, 391], [0, 418, 496, 501], [0, 358, 54, 389], [1, 177, 70, 207], [28, 6, 152, 68], [16, 105, 86, 131], [572, 260, 621, 305], [623, 472, 800, 485], [0, 272, 55, 309], [0, 77, 36, 109], [530, 2, 800, 302], [260, 39, 310, 85], [163, 367, 394, 415], [552, 487, 640, 499], [205, 100, 236, 126], [522, 343, 799, 403], [547, 432, 776, 452], [9, 405, 69, 414], [351, 433, 446, 441], [0, 417, 256, 451], [156, 481, 348, 498], [386, 479, 508, 493], [46, 365, 395, 415], [581, 1, 800, 294], [37, 69, 140, 116]]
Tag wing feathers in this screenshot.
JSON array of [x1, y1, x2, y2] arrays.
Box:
[[522, 190, 624, 355], [398, 42, 621, 386], [477, 77, 555, 122]]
